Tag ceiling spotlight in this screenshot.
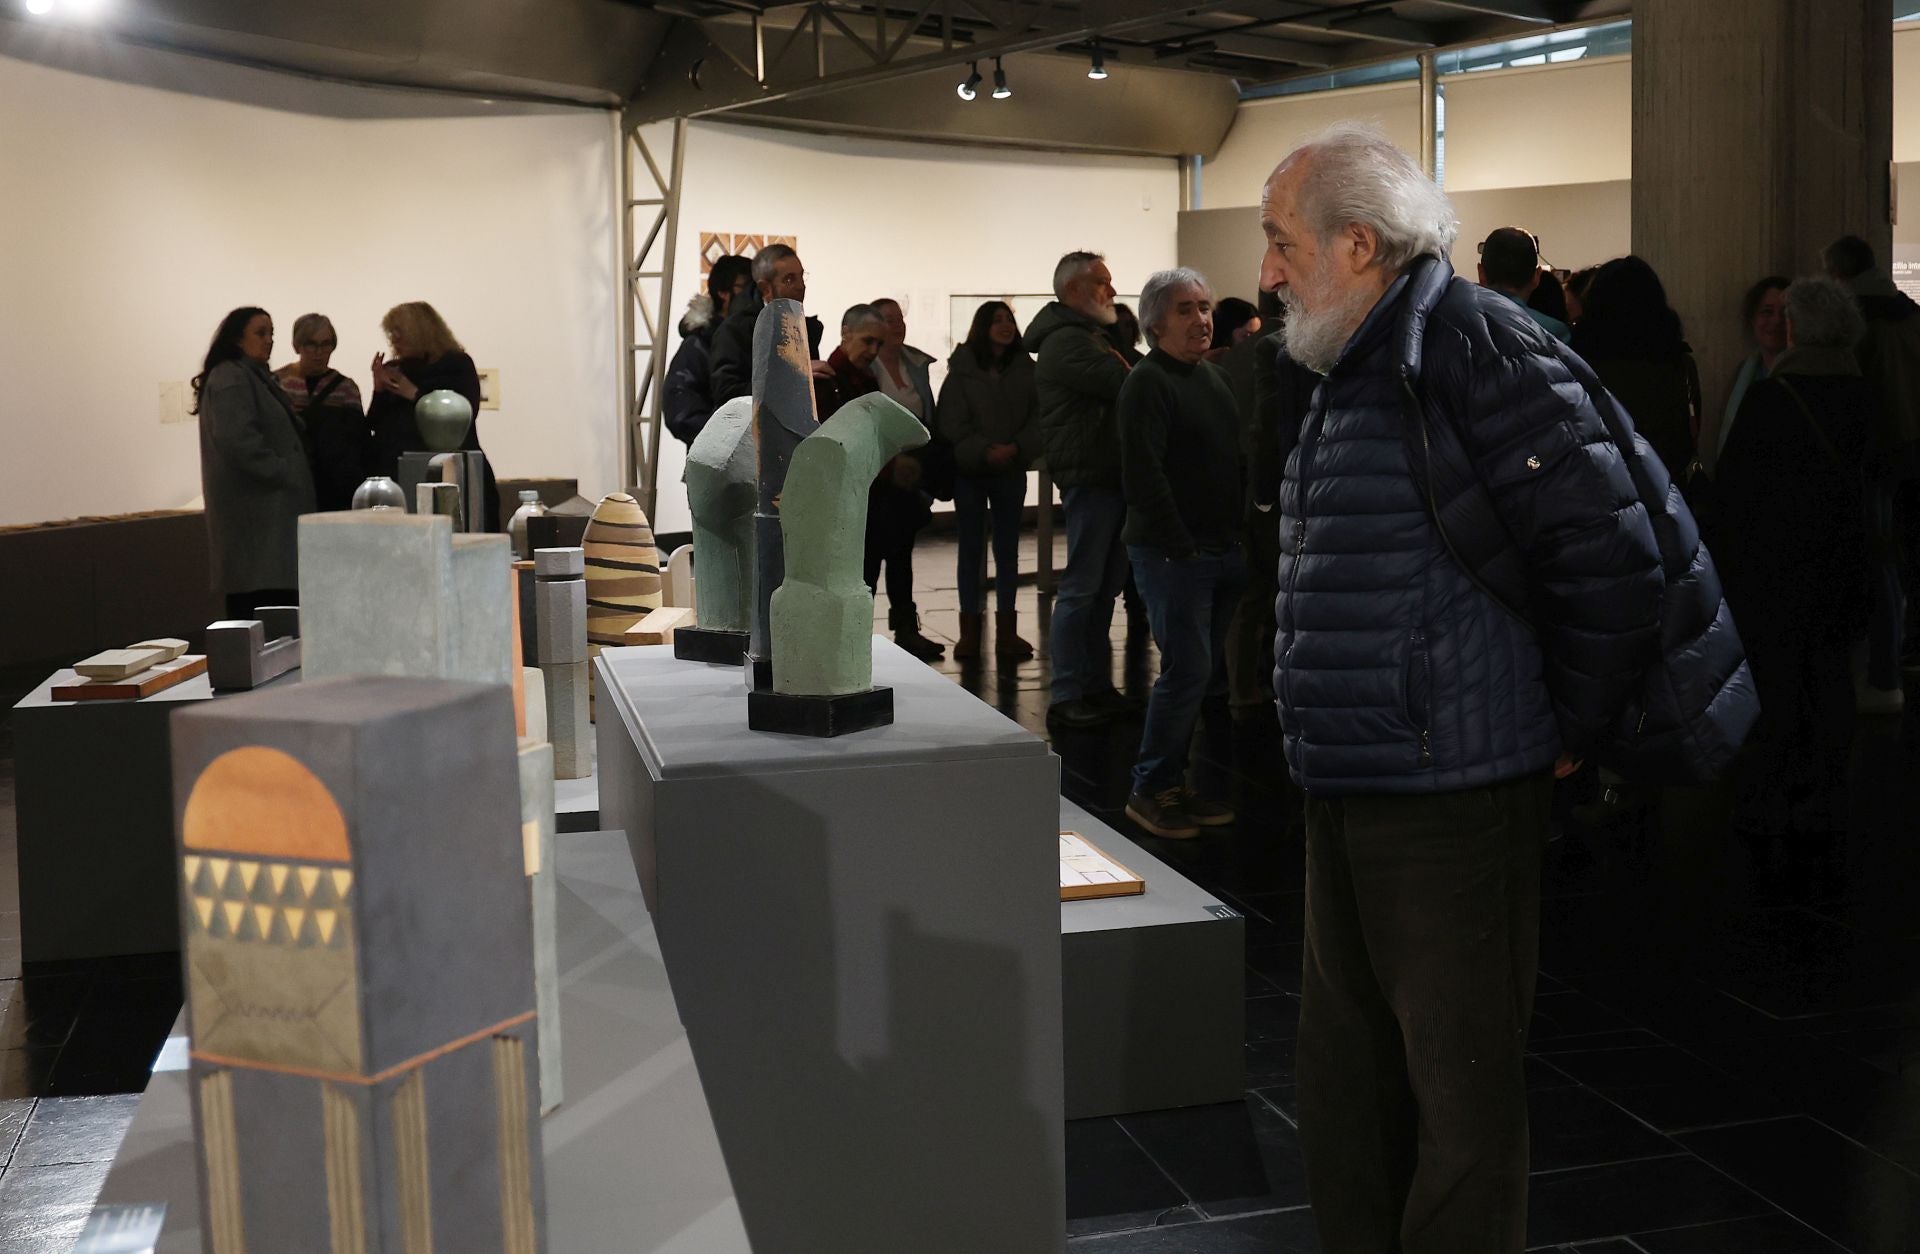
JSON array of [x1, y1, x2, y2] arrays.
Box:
[[24, 0, 55, 13], [1088, 41, 1108, 80], [956, 61, 981, 101], [991, 57, 1011, 99]]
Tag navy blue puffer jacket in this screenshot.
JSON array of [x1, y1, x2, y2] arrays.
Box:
[[1275, 257, 1664, 795]]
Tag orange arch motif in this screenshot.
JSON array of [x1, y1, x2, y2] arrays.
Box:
[[183, 747, 351, 863]]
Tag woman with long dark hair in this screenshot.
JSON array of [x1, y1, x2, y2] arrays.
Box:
[[193, 306, 317, 618], [937, 300, 1040, 661], [365, 301, 498, 528], [1571, 255, 1701, 480]]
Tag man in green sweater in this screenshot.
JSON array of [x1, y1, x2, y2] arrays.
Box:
[[1118, 267, 1246, 838], [1026, 251, 1136, 729]]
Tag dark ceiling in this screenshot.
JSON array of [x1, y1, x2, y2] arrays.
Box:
[[5, 0, 1631, 108]]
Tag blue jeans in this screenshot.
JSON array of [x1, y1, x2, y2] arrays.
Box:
[[1050, 485, 1130, 702], [1129, 545, 1246, 796], [955, 473, 1027, 614]]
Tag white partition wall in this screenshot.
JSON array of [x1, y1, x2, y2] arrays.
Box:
[[0, 35, 621, 529]]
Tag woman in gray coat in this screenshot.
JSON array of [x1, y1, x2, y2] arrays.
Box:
[[938, 300, 1040, 660], [194, 306, 318, 618]]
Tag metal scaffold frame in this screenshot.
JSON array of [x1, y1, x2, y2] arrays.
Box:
[[621, 117, 688, 519]]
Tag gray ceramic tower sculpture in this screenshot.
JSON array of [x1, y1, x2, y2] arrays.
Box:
[[747, 392, 928, 737], [746, 299, 821, 692], [171, 676, 546, 1254], [674, 396, 756, 665]]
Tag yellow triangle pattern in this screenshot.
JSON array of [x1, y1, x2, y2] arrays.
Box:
[[331, 870, 353, 900], [315, 910, 338, 945], [252, 905, 274, 939], [269, 865, 290, 897], [194, 897, 215, 930], [284, 906, 305, 939], [184, 855, 202, 883], [299, 867, 322, 898], [222, 901, 246, 935], [209, 858, 232, 892], [237, 862, 260, 894]]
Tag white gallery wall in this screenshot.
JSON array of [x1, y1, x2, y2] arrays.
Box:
[[1202, 81, 1423, 211], [642, 119, 1180, 533], [0, 33, 621, 530]]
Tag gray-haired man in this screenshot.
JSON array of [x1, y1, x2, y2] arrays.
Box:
[[1264, 123, 1666, 1252], [1027, 251, 1136, 729], [709, 243, 826, 404]]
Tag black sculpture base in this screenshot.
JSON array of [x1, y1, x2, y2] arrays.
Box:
[[748, 654, 774, 693], [674, 627, 749, 666], [748, 686, 894, 738]]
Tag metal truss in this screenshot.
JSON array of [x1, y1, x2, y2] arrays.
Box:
[[627, 0, 1265, 123], [621, 118, 687, 517]]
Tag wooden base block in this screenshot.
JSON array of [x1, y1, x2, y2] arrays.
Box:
[[53, 655, 208, 701], [623, 606, 694, 647]]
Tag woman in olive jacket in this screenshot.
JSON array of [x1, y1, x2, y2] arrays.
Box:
[[937, 300, 1041, 660], [194, 306, 318, 618]]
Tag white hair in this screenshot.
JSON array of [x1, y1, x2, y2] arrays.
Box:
[[1784, 276, 1865, 349], [1052, 251, 1105, 301], [1274, 122, 1458, 273], [1138, 268, 1212, 345]]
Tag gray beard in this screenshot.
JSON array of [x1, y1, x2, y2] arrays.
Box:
[[1279, 283, 1377, 376]]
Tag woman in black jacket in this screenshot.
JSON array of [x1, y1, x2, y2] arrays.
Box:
[[1717, 277, 1874, 836], [938, 301, 1040, 661], [366, 301, 498, 529], [193, 306, 318, 618], [1572, 256, 1702, 481]]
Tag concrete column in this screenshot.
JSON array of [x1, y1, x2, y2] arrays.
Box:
[[1632, 0, 1892, 423]]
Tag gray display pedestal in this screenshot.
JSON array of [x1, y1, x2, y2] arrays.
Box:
[[11, 667, 297, 964], [597, 641, 1067, 1254], [1058, 799, 1246, 1118], [91, 829, 750, 1253]]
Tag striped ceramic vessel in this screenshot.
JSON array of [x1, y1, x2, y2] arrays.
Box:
[[583, 492, 662, 648]]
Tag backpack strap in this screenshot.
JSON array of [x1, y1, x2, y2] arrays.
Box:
[[1398, 367, 1536, 631]]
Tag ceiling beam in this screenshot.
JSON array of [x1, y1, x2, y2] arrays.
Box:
[[1274, 10, 1437, 47], [1420, 0, 1562, 21], [1146, 29, 1336, 66]]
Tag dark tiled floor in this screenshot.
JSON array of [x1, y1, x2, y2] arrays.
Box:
[[4, 529, 1920, 1252]]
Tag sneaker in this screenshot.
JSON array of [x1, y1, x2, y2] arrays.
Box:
[[1127, 788, 1201, 839], [1047, 698, 1114, 730], [1181, 788, 1236, 827]]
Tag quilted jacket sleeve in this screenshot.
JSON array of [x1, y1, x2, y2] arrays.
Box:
[[1427, 318, 1664, 751]]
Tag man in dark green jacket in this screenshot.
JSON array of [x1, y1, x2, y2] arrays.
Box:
[[1025, 251, 1134, 729]]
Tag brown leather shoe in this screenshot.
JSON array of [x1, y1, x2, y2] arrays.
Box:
[[994, 613, 1035, 661]]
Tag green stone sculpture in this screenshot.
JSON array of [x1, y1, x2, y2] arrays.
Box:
[[684, 397, 755, 633], [770, 393, 929, 697]]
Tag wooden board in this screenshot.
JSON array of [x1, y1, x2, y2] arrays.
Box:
[[624, 606, 694, 647], [1059, 830, 1145, 901], [52, 655, 208, 702], [73, 647, 168, 680]]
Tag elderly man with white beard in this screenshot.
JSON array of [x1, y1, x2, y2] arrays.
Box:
[[1263, 123, 1664, 1253]]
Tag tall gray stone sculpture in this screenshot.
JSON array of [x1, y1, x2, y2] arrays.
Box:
[[675, 396, 756, 666], [171, 676, 546, 1254], [534, 547, 591, 780], [746, 299, 821, 692], [747, 393, 928, 738]]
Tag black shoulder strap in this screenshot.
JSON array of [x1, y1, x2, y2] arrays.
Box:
[[307, 370, 346, 411], [1398, 370, 1535, 630]]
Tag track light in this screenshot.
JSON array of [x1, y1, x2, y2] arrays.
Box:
[[24, 0, 55, 13], [956, 61, 981, 101], [991, 57, 1011, 99], [1088, 41, 1108, 80]]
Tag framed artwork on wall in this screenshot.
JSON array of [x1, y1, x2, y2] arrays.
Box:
[[700, 233, 798, 275]]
